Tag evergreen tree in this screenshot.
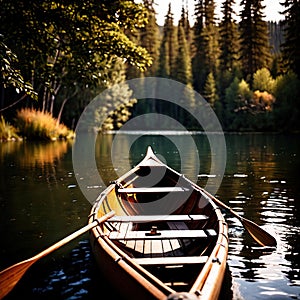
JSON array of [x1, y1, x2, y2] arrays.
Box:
[[178, 3, 193, 54], [218, 0, 241, 124], [157, 3, 178, 79], [174, 25, 193, 86], [139, 0, 161, 77], [204, 72, 218, 108], [268, 21, 285, 54], [273, 71, 300, 131], [174, 23, 195, 124], [192, 0, 206, 92], [219, 0, 241, 81], [224, 76, 240, 130], [281, 0, 300, 78], [192, 0, 219, 93], [239, 0, 272, 82], [157, 40, 170, 78], [125, 0, 160, 79]]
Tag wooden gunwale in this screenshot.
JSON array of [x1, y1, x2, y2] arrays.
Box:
[[189, 203, 228, 298], [89, 147, 229, 299], [90, 223, 176, 298]]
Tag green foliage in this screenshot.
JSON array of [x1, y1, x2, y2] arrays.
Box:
[[281, 0, 300, 77], [253, 68, 275, 93], [157, 41, 170, 78], [0, 39, 37, 100], [224, 77, 240, 130], [100, 82, 138, 131], [239, 0, 272, 80], [126, 0, 160, 79], [174, 25, 193, 85], [15, 108, 74, 140], [192, 0, 220, 93], [238, 79, 253, 103], [223, 77, 275, 131], [139, 0, 160, 77], [1, 0, 299, 134], [204, 72, 218, 108], [219, 0, 241, 75], [273, 71, 300, 131], [1, 0, 152, 121], [157, 3, 178, 79]]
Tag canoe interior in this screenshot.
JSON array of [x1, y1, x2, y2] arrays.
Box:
[[89, 148, 228, 299]]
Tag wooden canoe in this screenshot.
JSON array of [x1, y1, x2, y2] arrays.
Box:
[[89, 146, 228, 300]]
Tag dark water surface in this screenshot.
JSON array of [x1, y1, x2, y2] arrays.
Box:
[[0, 133, 299, 300]]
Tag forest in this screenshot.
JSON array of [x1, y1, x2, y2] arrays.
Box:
[[1, 0, 300, 140]]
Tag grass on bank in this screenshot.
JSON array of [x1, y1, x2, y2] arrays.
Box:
[[0, 115, 22, 141], [0, 108, 75, 141], [16, 108, 75, 140]]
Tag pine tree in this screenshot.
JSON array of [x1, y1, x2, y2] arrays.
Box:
[[219, 0, 241, 78], [157, 3, 178, 79], [281, 0, 300, 78], [178, 3, 193, 55], [157, 40, 170, 78], [174, 24, 193, 85], [192, 0, 206, 92], [204, 72, 218, 108], [126, 0, 160, 79], [224, 76, 239, 130], [140, 0, 160, 77], [239, 0, 272, 82], [218, 0, 241, 121], [192, 0, 219, 93], [174, 23, 195, 123]]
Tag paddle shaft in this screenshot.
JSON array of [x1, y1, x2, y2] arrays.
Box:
[[197, 187, 277, 247], [33, 211, 115, 260], [199, 188, 241, 219], [0, 210, 115, 300]]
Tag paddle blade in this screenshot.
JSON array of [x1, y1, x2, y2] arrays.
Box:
[[0, 211, 115, 299], [242, 217, 277, 247], [0, 259, 34, 299]]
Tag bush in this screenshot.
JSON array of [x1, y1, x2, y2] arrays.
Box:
[[0, 115, 21, 141], [15, 108, 75, 140]]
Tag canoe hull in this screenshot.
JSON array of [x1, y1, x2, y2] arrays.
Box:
[[89, 146, 229, 300], [90, 232, 163, 300]]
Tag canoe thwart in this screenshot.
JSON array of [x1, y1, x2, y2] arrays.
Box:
[[109, 214, 208, 223], [133, 256, 209, 266]]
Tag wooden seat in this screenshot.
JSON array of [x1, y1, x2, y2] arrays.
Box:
[[132, 256, 209, 266], [117, 187, 189, 193], [109, 214, 208, 223], [109, 229, 208, 240]]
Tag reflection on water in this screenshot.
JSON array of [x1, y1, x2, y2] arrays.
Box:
[[215, 134, 300, 300], [0, 133, 299, 299], [0, 140, 73, 168]]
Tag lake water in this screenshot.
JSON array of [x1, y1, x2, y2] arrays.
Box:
[[0, 133, 299, 300]]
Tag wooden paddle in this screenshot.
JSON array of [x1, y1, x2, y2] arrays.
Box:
[[0, 210, 115, 300], [198, 187, 277, 247]]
